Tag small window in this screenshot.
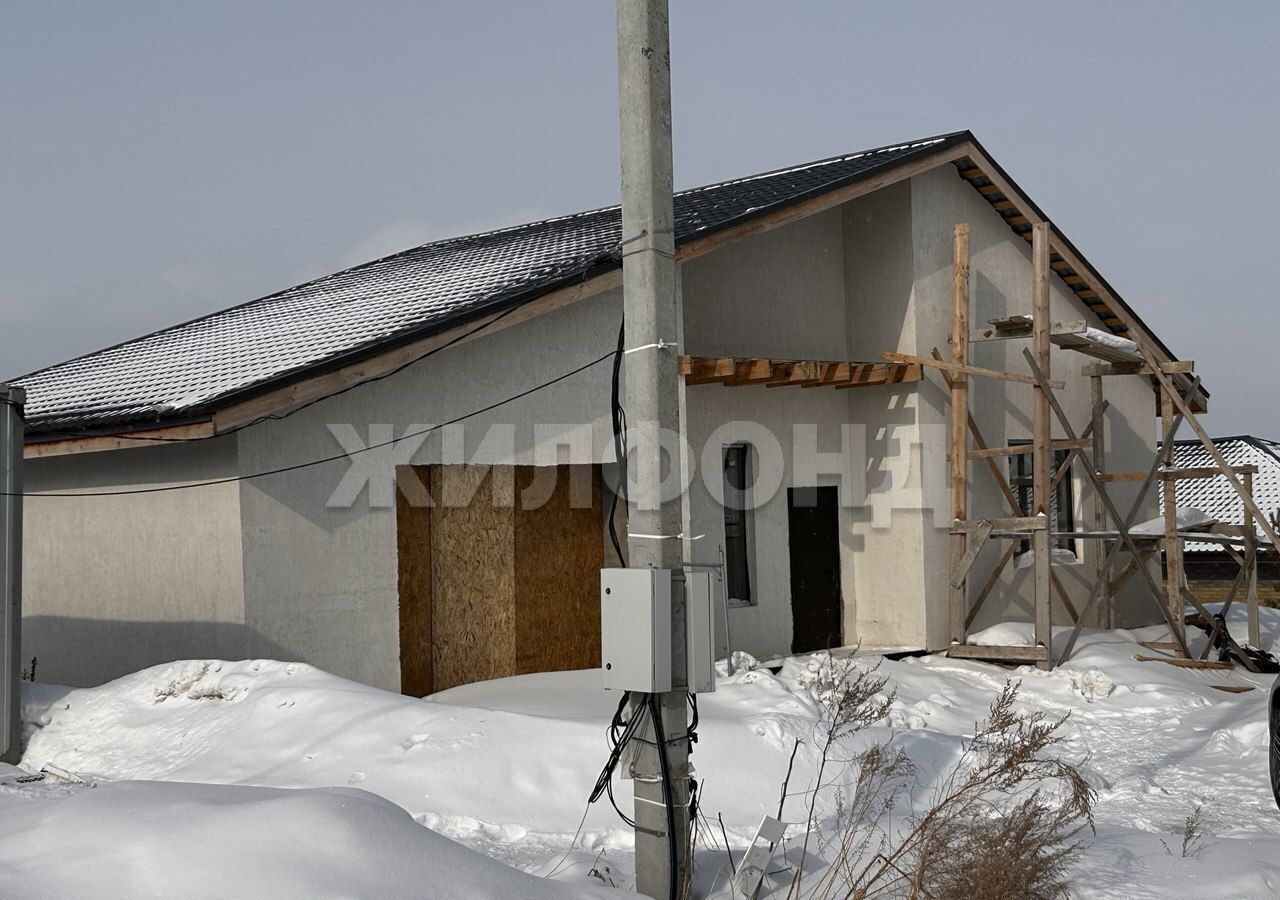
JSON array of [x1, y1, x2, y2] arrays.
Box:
[[1009, 443, 1076, 559], [723, 443, 754, 606]]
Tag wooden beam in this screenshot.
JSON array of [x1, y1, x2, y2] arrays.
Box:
[[797, 362, 851, 387], [1132, 654, 1231, 671], [1245, 471, 1261, 648], [950, 223, 971, 644], [1161, 392, 1187, 651], [971, 320, 1087, 343], [762, 361, 821, 387], [968, 438, 1090, 460], [947, 644, 1048, 663], [883, 352, 1064, 389], [832, 363, 921, 388], [953, 516, 1046, 533], [965, 541, 1017, 630], [1081, 360, 1196, 377], [678, 357, 921, 389], [1051, 570, 1082, 626], [24, 420, 217, 459], [1091, 374, 1110, 628], [1097, 471, 1148, 483], [950, 521, 991, 590], [1032, 222, 1053, 670]]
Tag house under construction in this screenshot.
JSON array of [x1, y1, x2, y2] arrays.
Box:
[[11, 130, 1262, 692]]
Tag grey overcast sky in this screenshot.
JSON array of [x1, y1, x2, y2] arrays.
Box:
[[2, 2, 1276, 434]]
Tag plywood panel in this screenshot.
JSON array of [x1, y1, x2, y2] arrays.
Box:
[[430, 466, 516, 692], [395, 465, 434, 696], [513, 465, 604, 675]]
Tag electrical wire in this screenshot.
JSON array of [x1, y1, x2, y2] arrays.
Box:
[[606, 317, 628, 564], [5, 346, 616, 498], [648, 692, 679, 900], [588, 690, 646, 828]]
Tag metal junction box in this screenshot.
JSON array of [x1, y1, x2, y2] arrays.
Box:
[[600, 568, 672, 692], [685, 570, 716, 694]]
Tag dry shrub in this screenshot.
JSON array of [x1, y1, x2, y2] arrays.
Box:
[[758, 658, 1094, 900]]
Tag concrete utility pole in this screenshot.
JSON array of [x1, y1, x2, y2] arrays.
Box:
[[616, 1, 691, 896], [1, 385, 23, 765]]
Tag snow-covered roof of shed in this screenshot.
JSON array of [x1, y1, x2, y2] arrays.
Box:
[[1165, 436, 1280, 552], [14, 133, 971, 436]]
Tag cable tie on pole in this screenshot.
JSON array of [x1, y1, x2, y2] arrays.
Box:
[[620, 246, 676, 261], [624, 339, 676, 355], [617, 228, 674, 250], [627, 532, 704, 541]]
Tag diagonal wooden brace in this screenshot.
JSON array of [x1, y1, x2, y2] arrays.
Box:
[[1058, 383, 1194, 663], [950, 520, 993, 588], [1023, 348, 1194, 659]]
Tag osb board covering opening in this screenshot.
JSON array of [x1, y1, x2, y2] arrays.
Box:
[[514, 466, 603, 675], [395, 464, 604, 696], [395, 466, 433, 696], [430, 466, 516, 693]]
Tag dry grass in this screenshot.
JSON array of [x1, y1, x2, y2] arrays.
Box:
[[722, 655, 1096, 900]]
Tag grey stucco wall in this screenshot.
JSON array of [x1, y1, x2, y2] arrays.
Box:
[[840, 180, 939, 648], [21, 437, 247, 686]]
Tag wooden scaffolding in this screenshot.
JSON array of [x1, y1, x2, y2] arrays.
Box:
[[889, 220, 1274, 672]]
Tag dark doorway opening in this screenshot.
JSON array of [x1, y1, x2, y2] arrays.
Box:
[[787, 486, 843, 654]]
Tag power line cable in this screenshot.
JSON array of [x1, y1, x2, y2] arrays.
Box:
[[648, 692, 679, 900], [606, 317, 628, 564]]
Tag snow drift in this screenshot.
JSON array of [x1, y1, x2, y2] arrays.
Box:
[[7, 603, 1280, 898], [0, 780, 620, 900]]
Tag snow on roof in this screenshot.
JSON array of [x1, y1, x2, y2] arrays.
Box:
[[1164, 435, 1280, 552], [11, 134, 967, 437]]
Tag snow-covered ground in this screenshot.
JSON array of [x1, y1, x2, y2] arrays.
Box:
[[4, 604, 1279, 898]]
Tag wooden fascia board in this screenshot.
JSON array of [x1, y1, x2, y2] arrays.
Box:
[[24, 420, 217, 459]]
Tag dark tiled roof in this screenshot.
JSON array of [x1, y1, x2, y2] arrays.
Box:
[[1165, 436, 1280, 552], [12, 133, 969, 437]]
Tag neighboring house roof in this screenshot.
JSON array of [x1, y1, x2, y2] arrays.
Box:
[[10, 130, 1179, 440], [1165, 435, 1280, 552]]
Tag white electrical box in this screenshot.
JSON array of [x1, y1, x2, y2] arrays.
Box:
[[685, 570, 716, 693], [600, 568, 672, 692]]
